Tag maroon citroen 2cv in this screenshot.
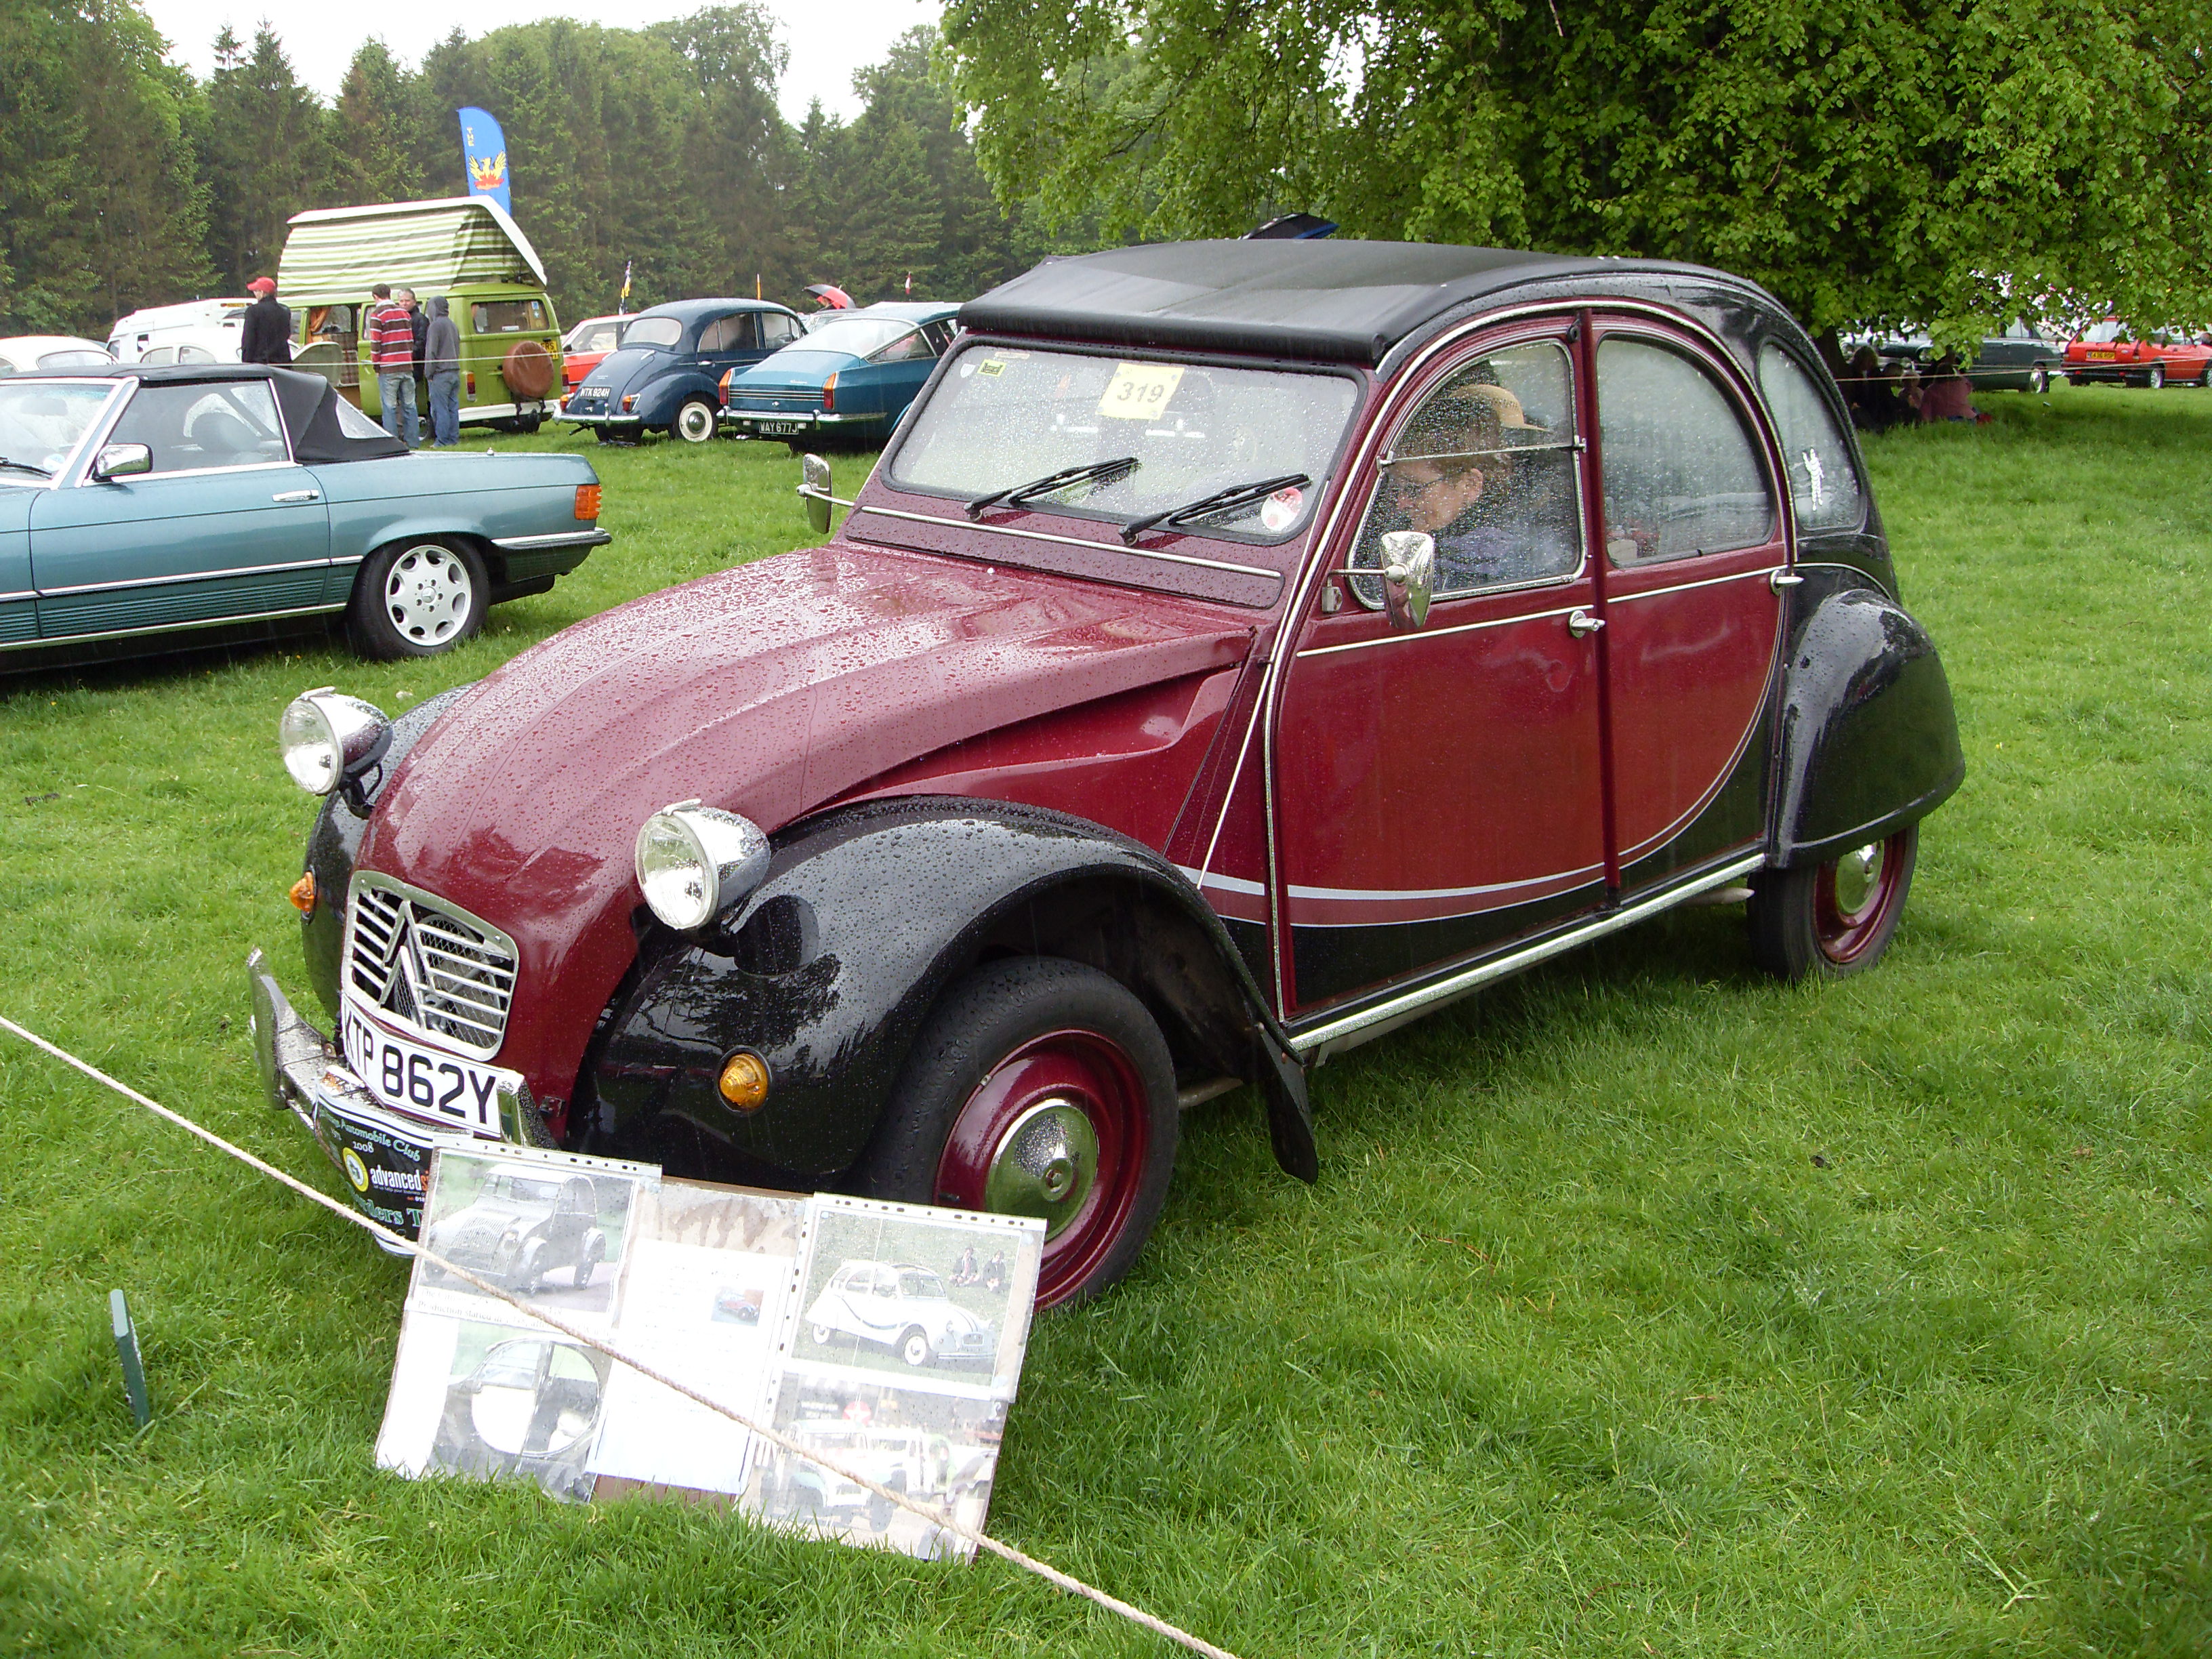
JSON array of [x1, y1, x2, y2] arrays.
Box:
[[251, 241, 1963, 1307]]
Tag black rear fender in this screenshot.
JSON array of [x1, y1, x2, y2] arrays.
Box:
[[1770, 575, 1965, 866]]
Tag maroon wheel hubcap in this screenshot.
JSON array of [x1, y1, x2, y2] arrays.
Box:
[[1812, 830, 1910, 964], [935, 1029, 1147, 1309]]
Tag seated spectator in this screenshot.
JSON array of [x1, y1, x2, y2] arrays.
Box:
[[1917, 350, 1977, 422], [1845, 346, 1904, 432]]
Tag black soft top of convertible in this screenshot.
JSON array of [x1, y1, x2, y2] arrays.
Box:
[[959, 240, 1742, 367], [77, 363, 409, 464]]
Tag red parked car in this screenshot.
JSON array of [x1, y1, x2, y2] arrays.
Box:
[[558, 313, 628, 395], [2064, 320, 2212, 388], [251, 241, 1964, 1307]]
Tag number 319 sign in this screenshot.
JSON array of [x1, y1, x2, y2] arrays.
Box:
[[1097, 362, 1185, 419]]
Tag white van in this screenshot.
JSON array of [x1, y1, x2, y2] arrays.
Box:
[[107, 299, 249, 366]]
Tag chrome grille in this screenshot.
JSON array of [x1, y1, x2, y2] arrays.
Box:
[[346, 874, 517, 1059]]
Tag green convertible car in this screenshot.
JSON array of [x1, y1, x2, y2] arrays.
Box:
[[0, 363, 609, 672]]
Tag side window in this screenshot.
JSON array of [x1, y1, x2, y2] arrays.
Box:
[[1597, 339, 1774, 564], [1755, 344, 1866, 535], [108, 382, 287, 474], [700, 314, 759, 353], [760, 311, 802, 349], [1348, 338, 1584, 605], [869, 329, 932, 365], [920, 320, 956, 356]]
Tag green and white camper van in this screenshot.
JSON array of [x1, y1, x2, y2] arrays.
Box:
[[277, 198, 565, 434]]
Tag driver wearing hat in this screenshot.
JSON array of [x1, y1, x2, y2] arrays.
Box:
[[1382, 374, 1574, 590], [241, 276, 292, 365]]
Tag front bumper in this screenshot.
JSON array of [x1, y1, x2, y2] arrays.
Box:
[[248, 949, 519, 1242]]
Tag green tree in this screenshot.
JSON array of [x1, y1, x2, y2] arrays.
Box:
[[0, 0, 209, 333], [200, 22, 334, 288], [330, 41, 429, 205], [942, 0, 2212, 344]]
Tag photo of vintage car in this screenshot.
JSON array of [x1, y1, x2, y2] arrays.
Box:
[[759, 1420, 959, 1535], [803, 1261, 994, 1367], [252, 239, 1963, 1311], [429, 1333, 609, 1500], [558, 298, 804, 444], [420, 1168, 608, 1292], [0, 364, 608, 672], [719, 301, 959, 451]]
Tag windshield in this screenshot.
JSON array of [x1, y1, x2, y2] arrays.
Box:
[[624, 317, 683, 350], [0, 381, 114, 479], [890, 346, 1358, 544], [800, 316, 922, 359]]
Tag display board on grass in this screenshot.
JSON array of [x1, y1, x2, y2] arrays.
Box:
[[374, 1144, 1043, 1557]]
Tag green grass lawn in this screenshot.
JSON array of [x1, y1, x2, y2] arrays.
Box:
[[1, 393, 2207, 1657]]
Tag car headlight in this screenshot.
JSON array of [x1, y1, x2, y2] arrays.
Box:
[[279, 688, 391, 796], [634, 800, 771, 931]]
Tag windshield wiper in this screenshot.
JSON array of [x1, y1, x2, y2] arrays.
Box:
[[0, 457, 53, 478], [1120, 472, 1309, 545], [966, 456, 1139, 519]]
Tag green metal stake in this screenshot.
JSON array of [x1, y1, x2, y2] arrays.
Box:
[[110, 1290, 150, 1431]]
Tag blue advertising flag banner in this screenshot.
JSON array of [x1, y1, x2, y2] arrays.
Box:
[[458, 107, 511, 215]]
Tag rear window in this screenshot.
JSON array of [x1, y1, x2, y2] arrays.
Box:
[[569, 321, 623, 354], [624, 316, 683, 350], [38, 349, 110, 370], [802, 316, 924, 359], [471, 300, 548, 335]]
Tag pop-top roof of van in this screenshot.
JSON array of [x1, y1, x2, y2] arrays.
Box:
[[278, 197, 548, 306]]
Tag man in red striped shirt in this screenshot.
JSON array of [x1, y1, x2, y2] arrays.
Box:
[[367, 283, 419, 448]]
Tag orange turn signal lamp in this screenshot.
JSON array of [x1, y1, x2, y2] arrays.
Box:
[[575, 483, 602, 520], [718, 1051, 771, 1113], [288, 871, 316, 916]]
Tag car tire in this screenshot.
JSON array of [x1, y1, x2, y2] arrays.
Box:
[[811, 1323, 832, 1345], [347, 539, 487, 660], [573, 1241, 602, 1290], [1746, 825, 1918, 983], [869, 1476, 903, 1532], [672, 398, 718, 444], [853, 956, 1178, 1310], [2146, 363, 2166, 390], [2028, 363, 2049, 394], [593, 426, 632, 445], [898, 1326, 932, 1368]]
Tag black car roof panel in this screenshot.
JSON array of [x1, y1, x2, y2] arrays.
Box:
[[959, 239, 1733, 365]]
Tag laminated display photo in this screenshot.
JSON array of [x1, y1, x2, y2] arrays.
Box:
[[790, 1198, 1042, 1389], [377, 1315, 613, 1502], [408, 1145, 655, 1323], [751, 1373, 1010, 1561]]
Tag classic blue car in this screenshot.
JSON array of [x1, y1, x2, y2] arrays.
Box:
[[720, 302, 960, 452], [559, 298, 805, 445], [0, 365, 609, 671]]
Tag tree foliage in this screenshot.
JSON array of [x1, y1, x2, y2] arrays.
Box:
[[943, 0, 2212, 341], [0, 1, 1054, 337]]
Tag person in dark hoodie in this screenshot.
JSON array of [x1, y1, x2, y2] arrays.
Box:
[[425, 297, 462, 447], [239, 276, 291, 364]]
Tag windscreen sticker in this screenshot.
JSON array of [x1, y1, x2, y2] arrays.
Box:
[[1098, 362, 1185, 420], [1259, 485, 1304, 533], [975, 359, 1006, 377]]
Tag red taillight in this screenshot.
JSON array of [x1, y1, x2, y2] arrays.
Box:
[[719, 367, 733, 407], [466, 370, 476, 396], [575, 483, 601, 520], [822, 371, 836, 414]]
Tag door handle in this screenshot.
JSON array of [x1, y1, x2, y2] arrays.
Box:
[[1566, 608, 1604, 638], [1769, 569, 1804, 592], [272, 489, 320, 504]]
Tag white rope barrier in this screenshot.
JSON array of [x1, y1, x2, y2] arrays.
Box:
[[1, 1013, 1248, 1659]]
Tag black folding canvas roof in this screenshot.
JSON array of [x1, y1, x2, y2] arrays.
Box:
[[77, 363, 407, 463], [960, 240, 1716, 365]]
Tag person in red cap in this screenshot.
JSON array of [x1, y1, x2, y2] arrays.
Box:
[[240, 276, 292, 365]]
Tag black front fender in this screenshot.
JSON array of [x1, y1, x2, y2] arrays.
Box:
[[1771, 578, 1965, 865], [586, 796, 1315, 1188]]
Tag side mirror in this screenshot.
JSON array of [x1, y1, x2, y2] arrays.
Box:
[[1378, 530, 1435, 631], [91, 443, 152, 482], [800, 452, 833, 535]]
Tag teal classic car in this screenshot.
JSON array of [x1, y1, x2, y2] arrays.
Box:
[[719, 302, 960, 451], [0, 365, 609, 671]]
